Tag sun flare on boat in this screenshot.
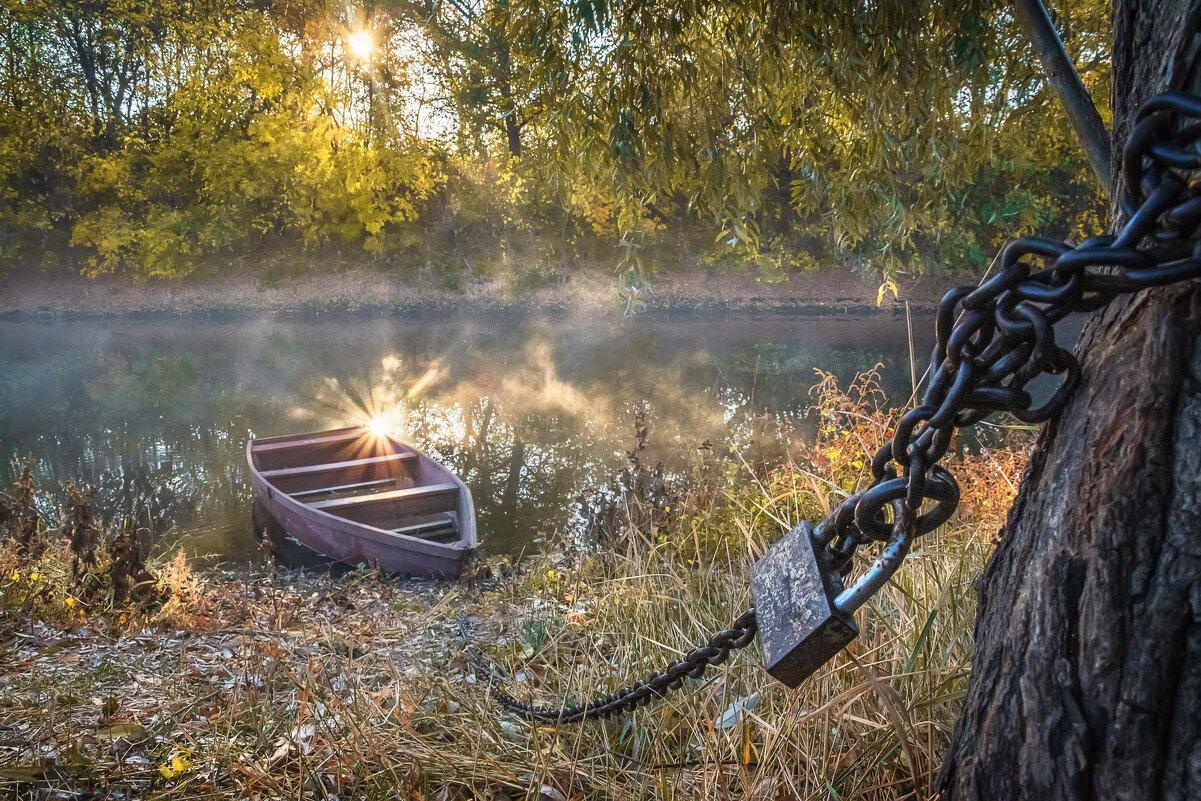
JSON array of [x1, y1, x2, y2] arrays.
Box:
[[299, 355, 446, 446], [365, 408, 404, 438]]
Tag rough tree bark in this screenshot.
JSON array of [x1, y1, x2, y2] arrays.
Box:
[[937, 2, 1201, 799]]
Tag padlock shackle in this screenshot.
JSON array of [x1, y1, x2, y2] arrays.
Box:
[[835, 500, 914, 614]]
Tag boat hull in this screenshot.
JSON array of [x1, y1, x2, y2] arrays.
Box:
[[247, 428, 476, 578]]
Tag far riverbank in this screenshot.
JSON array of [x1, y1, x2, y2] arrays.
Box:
[[0, 267, 963, 319]]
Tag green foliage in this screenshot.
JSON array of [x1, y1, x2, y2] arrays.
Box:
[[1, 0, 441, 278], [502, 0, 1111, 279], [0, 0, 1111, 282]]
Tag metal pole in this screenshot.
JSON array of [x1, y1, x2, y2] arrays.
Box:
[[1012, 0, 1113, 193], [906, 300, 917, 399]]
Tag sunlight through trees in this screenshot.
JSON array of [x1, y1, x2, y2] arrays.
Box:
[[0, 0, 1110, 282]]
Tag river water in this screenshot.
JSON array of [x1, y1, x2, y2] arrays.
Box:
[[0, 310, 934, 563]]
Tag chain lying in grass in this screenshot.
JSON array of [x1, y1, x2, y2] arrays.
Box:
[[480, 91, 1201, 723], [479, 610, 757, 723]]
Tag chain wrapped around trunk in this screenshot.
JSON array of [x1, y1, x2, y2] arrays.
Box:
[[480, 91, 1201, 724]]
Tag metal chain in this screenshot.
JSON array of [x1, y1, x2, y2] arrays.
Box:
[[478, 609, 756, 723], [479, 91, 1201, 724]]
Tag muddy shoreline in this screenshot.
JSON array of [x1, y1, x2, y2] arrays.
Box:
[[0, 268, 964, 319]]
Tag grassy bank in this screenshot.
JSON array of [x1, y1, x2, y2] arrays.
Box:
[[0, 375, 1027, 799]]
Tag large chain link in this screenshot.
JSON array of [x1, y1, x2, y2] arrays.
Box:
[[481, 91, 1201, 724]]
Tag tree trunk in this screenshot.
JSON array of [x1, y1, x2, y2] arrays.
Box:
[[502, 439, 525, 512], [937, 2, 1201, 799], [504, 111, 523, 158]]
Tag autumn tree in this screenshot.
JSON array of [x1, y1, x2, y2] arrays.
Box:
[[391, 0, 547, 158], [0, 0, 439, 277], [504, 0, 1112, 277], [0, 0, 1117, 282]]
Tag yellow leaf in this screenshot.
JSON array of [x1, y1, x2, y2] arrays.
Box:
[[876, 279, 899, 306], [160, 752, 193, 779]]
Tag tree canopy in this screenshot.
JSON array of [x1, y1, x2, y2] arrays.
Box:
[[0, 0, 1111, 283]]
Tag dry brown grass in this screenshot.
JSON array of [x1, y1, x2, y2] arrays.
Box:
[[0, 373, 1028, 799]]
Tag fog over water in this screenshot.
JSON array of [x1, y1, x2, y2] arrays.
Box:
[[0, 310, 938, 564]]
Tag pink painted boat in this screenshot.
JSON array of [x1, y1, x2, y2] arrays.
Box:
[[247, 426, 476, 578]]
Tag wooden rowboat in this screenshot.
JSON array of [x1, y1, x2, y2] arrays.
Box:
[[247, 426, 476, 578]]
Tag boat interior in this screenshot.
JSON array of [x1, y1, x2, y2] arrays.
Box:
[[250, 427, 463, 544]]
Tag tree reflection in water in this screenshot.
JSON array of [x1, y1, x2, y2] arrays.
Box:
[[0, 311, 928, 563]]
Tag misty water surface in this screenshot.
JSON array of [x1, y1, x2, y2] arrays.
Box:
[[0, 310, 934, 563]]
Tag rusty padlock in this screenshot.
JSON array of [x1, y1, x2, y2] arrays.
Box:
[[749, 521, 857, 687]]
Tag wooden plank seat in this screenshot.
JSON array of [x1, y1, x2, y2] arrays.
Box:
[[252, 428, 393, 471], [261, 452, 417, 494], [311, 482, 460, 525], [391, 513, 459, 542], [250, 426, 363, 446], [291, 478, 397, 499]]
